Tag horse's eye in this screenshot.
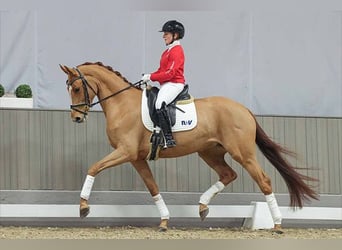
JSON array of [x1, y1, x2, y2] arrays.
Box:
[[74, 87, 80, 93]]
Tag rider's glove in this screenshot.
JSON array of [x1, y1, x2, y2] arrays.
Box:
[[141, 74, 151, 83]]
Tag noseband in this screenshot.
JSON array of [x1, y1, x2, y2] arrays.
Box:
[[66, 68, 97, 115], [66, 67, 143, 116]]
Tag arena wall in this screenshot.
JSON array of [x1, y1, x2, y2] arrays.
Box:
[[0, 109, 341, 196]]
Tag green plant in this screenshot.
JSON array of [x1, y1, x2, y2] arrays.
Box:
[[0, 84, 4, 97], [15, 84, 32, 98]]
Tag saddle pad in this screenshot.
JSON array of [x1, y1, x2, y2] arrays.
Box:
[[141, 89, 197, 132]]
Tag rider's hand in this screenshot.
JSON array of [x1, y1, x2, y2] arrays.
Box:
[[141, 74, 151, 83]]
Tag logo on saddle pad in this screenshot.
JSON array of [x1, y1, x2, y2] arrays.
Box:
[[141, 87, 197, 132]]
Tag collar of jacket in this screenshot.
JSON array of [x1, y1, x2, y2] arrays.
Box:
[[167, 40, 181, 51]]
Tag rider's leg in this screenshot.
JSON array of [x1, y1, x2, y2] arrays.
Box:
[[155, 83, 184, 148], [156, 103, 176, 148]]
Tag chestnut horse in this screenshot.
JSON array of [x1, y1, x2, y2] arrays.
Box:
[[60, 62, 318, 232]]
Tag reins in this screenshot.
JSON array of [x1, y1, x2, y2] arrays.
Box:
[[89, 80, 143, 107], [66, 67, 144, 115]]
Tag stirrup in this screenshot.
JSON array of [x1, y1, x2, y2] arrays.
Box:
[[164, 137, 176, 148]]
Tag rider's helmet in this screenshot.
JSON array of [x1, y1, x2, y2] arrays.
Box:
[[159, 20, 185, 39]]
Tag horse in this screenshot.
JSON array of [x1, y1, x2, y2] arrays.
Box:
[[59, 62, 318, 232]]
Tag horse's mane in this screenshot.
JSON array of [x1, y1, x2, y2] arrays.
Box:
[[78, 61, 131, 84]]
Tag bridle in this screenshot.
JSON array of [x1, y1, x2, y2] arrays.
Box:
[[66, 67, 143, 116]]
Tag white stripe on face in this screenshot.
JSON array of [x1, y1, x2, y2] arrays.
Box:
[[68, 85, 73, 103], [68, 85, 72, 96]]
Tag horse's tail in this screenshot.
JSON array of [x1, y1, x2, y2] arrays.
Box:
[[252, 114, 319, 208]]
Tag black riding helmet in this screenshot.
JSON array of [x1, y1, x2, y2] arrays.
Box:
[[159, 20, 185, 39]]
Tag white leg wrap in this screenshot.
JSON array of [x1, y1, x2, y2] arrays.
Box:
[[80, 175, 95, 200], [199, 181, 225, 205], [265, 193, 282, 225], [153, 194, 170, 220]]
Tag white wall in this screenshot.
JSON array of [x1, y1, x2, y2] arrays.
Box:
[[0, 0, 341, 117]]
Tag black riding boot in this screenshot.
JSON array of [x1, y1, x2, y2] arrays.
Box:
[[156, 107, 176, 148]]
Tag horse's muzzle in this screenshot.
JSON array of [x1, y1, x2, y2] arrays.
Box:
[[72, 113, 87, 123], [73, 116, 85, 123]]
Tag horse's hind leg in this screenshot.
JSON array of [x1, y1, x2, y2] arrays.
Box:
[[234, 151, 283, 232], [198, 146, 237, 220]]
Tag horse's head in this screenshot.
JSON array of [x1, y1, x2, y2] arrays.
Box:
[[60, 64, 98, 123]]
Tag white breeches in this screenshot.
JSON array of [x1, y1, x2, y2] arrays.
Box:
[[155, 82, 184, 109]]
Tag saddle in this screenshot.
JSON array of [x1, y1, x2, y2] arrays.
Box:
[[146, 84, 191, 128], [145, 84, 192, 161]]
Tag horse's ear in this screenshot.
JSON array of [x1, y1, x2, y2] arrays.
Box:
[[60, 64, 70, 74], [59, 64, 76, 75]]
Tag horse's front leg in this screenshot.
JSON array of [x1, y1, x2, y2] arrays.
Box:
[[131, 160, 169, 232], [79, 148, 130, 218]]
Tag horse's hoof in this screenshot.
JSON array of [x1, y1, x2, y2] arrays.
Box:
[[272, 224, 284, 234], [158, 226, 167, 232], [80, 207, 90, 218], [199, 207, 209, 221], [272, 230, 284, 234], [158, 219, 168, 232]]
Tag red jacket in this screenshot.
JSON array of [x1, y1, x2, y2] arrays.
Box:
[[150, 42, 185, 84]]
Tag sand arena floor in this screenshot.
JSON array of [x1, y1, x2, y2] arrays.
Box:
[[1, 226, 342, 239]]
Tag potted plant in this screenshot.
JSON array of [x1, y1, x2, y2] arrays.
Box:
[[0, 83, 33, 108], [0, 84, 4, 97], [15, 84, 33, 98]]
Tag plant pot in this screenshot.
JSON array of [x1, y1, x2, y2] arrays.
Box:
[[0, 96, 33, 108]]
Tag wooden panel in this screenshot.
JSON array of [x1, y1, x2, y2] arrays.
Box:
[[326, 119, 341, 194], [9, 110, 19, 189], [0, 110, 5, 189], [51, 111, 65, 189], [338, 119, 342, 193], [28, 110, 42, 189], [284, 117, 297, 167], [305, 117, 320, 192], [64, 112, 82, 190], [316, 118, 330, 193], [198, 156, 212, 192], [0, 110, 10, 189], [294, 117, 309, 190], [0, 109, 341, 196], [187, 153, 200, 192], [272, 116, 287, 193], [176, 156, 189, 192], [165, 158, 177, 192], [38, 110, 50, 189]]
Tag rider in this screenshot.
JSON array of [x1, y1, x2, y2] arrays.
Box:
[[141, 20, 186, 148]]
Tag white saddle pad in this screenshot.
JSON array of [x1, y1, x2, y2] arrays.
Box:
[[141, 89, 197, 132]]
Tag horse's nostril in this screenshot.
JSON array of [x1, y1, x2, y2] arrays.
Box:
[[75, 117, 82, 123]]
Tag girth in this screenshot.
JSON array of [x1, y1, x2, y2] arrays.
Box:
[[146, 84, 191, 127]]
